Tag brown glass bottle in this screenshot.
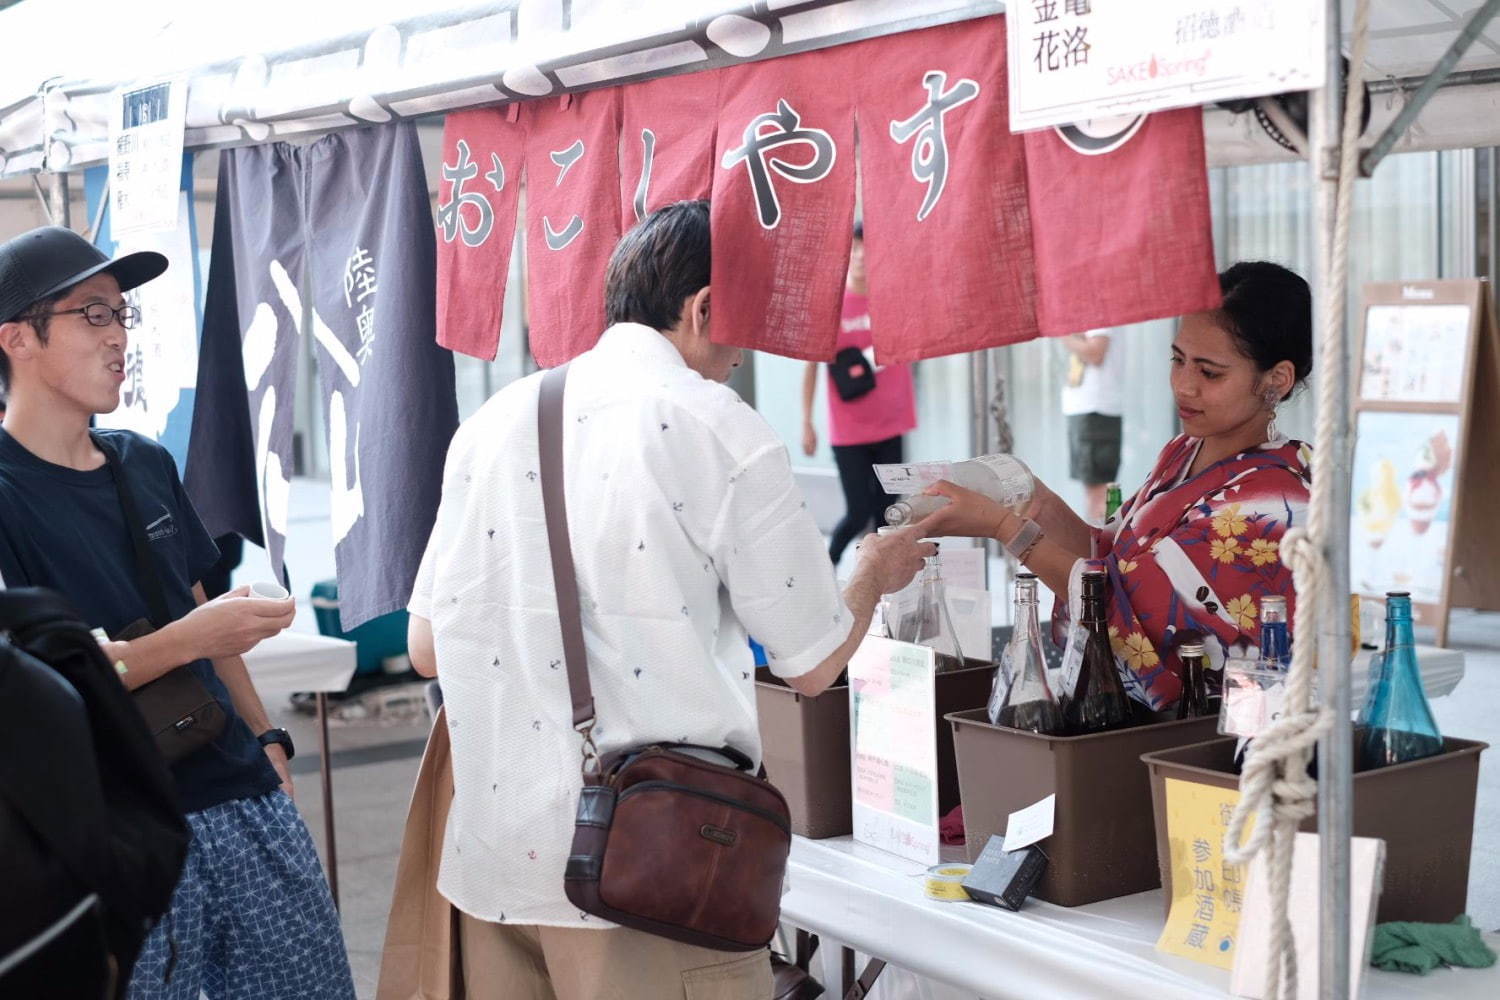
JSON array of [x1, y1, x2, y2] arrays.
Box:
[[1062, 569, 1132, 734], [1175, 640, 1211, 720]]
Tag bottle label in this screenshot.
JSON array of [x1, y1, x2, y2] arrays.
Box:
[[1059, 623, 1087, 696], [1219, 661, 1289, 738], [969, 454, 1033, 506], [873, 460, 954, 495]]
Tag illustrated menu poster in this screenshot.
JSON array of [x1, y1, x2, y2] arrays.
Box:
[[1156, 778, 1253, 970], [1360, 303, 1471, 404], [1350, 410, 1462, 606], [849, 636, 940, 866]]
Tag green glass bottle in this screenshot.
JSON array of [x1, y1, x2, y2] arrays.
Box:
[[1104, 482, 1123, 520]]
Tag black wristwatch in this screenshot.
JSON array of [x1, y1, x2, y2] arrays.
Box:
[[258, 727, 295, 761]]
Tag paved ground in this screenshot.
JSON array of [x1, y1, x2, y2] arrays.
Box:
[[250, 480, 1500, 998]]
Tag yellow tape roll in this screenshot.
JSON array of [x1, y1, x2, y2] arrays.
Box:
[[923, 864, 973, 901]]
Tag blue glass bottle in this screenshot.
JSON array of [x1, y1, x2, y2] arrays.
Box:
[[1361, 592, 1443, 769], [1259, 594, 1291, 671]]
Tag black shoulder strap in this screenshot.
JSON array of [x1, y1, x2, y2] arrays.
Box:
[[92, 434, 172, 629]]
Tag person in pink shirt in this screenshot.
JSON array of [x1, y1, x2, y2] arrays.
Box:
[[801, 223, 917, 563]]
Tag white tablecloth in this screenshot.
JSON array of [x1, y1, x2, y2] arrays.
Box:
[[783, 836, 1498, 1000], [241, 631, 357, 697], [1351, 646, 1464, 704]]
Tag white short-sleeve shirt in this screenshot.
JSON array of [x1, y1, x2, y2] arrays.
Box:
[[1060, 329, 1125, 417], [409, 323, 851, 927]]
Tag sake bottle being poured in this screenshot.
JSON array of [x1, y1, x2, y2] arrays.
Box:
[[885, 454, 1034, 527], [989, 573, 1065, 734]]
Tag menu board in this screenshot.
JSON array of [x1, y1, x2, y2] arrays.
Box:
[[848, 636, 941, 865], [1359, 301, 1470, 403], [1351, 280, 1500, 646], [1350, 410, 1461, 605]]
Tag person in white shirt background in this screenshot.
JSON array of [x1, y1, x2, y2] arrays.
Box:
[[1060, 328, 1125, 520], [404, 200, 932, 999]]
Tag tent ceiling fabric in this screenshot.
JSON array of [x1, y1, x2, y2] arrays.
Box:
[[5, 0, 1500, 178], [1358, 0, 1500, 78], [0, 0, 1003, 178]]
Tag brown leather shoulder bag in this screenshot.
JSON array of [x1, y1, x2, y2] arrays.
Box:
[[537, 364, 792, 952]]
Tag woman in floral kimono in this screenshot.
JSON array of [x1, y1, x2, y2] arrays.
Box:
[[919, 262, 1313, 710]]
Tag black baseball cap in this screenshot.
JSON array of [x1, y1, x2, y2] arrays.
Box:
[[0, 226, 168, 324]]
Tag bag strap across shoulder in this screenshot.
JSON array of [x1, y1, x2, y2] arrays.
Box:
[[536, 365, 597, 740], [92, 433, 172, 630]]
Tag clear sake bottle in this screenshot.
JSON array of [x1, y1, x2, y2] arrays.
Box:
[[898, 549, 965, 672], [989, 573, 1065, 735], [885, 454, 1034, 526], [1062, 568, 1131, 733], [1361, 592, 1444, 769]]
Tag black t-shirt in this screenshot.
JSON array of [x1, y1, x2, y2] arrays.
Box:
[[0, 427, 279, 813]]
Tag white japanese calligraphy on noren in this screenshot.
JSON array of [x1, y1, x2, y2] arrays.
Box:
[[344, 247, 378, 308], [438, 139, 505, 248], [889, 71, 980, 222], [544, 139, 587, 251], [632, 129, 657, 223], [721, 99, 837, 231], [343, 246, 378, 368]]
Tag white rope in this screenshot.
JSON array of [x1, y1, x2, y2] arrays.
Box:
[[1221, 3, 1372, 997]]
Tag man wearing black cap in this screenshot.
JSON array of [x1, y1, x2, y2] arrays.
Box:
[[0, 226, 354, 999]]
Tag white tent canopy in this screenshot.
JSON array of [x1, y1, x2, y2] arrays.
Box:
[[7, 0, 1500, 178], [0, 0, 1003, 178]]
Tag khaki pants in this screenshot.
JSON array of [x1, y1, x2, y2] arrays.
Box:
[[458, 914, 772, 1000]]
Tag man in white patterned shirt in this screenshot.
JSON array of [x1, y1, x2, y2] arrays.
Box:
[[406, 201, 929, 998]]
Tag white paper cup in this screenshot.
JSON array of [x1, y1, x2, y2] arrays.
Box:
[[250, 581, 291, 601]]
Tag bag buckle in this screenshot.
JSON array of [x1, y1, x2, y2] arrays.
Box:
[[576, 719, 600, 775]]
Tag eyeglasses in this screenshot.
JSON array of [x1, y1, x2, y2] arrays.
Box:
[[36, 303, 142, 330]]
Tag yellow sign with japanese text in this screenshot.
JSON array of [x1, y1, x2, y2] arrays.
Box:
[[1155, 778, 1254, 969]]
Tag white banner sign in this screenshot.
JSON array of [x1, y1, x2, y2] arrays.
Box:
[[1007, 0, 1326, 132], [108, 77, 186, 236], [95, 193, 199, 446]]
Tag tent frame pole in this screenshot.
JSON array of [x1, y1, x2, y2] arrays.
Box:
[[1313, 2, 1354, 999], [1361, 0, 1500, 175]]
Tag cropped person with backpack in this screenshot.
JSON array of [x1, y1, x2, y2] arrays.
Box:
[[0, 226, 354, 1000], [0, 587, 188, 998]]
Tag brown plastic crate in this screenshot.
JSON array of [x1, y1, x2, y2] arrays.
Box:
[[758, 662, 994, 839], [1141, 734, 1488, 923], [948, 707, 1224, 906]]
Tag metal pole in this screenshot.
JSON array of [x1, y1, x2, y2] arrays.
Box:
[[969, 348, 989, 458], [317, 691, 340, 910], [1314, 2, 1353, 997], [46, 171, 70, 228]]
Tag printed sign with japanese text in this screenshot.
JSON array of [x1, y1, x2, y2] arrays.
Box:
[[1007, 0, 1326, 131], [849, 636, 941, 865], [109, 78, 187, 236], [1156, 777, 1254, 969]]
